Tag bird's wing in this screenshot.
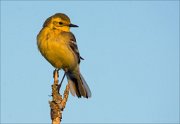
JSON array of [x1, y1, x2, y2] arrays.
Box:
[[68, 32, 84, 64]]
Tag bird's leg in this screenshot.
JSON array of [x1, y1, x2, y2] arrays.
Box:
[[58, 72, 66, 93]]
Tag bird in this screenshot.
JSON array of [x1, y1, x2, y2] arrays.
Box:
[[37, 13, 91, 98]]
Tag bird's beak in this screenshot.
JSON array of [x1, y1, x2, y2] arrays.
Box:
[[69, 23, 79, 27]]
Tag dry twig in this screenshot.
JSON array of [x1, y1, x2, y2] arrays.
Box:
[[49, 70, 69, 124]]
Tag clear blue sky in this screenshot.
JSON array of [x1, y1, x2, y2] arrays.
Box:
[[1, 1, 179, 123]]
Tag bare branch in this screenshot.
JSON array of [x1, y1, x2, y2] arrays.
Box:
[[49, 70, 70, 124]]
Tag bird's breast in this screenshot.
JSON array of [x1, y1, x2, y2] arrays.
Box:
[[37, 29, 77, 70]]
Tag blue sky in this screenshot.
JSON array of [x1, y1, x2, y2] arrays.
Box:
[[1, 1, 179, 123]]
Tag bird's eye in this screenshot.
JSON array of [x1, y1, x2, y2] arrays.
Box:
[[59, 22, 63, 25]]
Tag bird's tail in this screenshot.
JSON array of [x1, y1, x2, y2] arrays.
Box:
[[66, 70, 91, 98]]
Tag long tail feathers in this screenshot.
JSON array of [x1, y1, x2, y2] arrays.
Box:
[[66, 71, 91, 98]]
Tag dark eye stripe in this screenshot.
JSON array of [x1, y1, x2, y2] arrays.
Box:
[[59, 22, 63, 25]]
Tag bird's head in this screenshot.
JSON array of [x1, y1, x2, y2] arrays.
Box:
[[43, 13, 78, 32]]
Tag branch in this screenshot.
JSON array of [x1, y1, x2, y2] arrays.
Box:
[[49, 70, 70, 124]]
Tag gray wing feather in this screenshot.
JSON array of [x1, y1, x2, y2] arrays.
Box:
[[68, 32, 83, 64]]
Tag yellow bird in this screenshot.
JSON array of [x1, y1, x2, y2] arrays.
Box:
[[37, 13, 91, 98]]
